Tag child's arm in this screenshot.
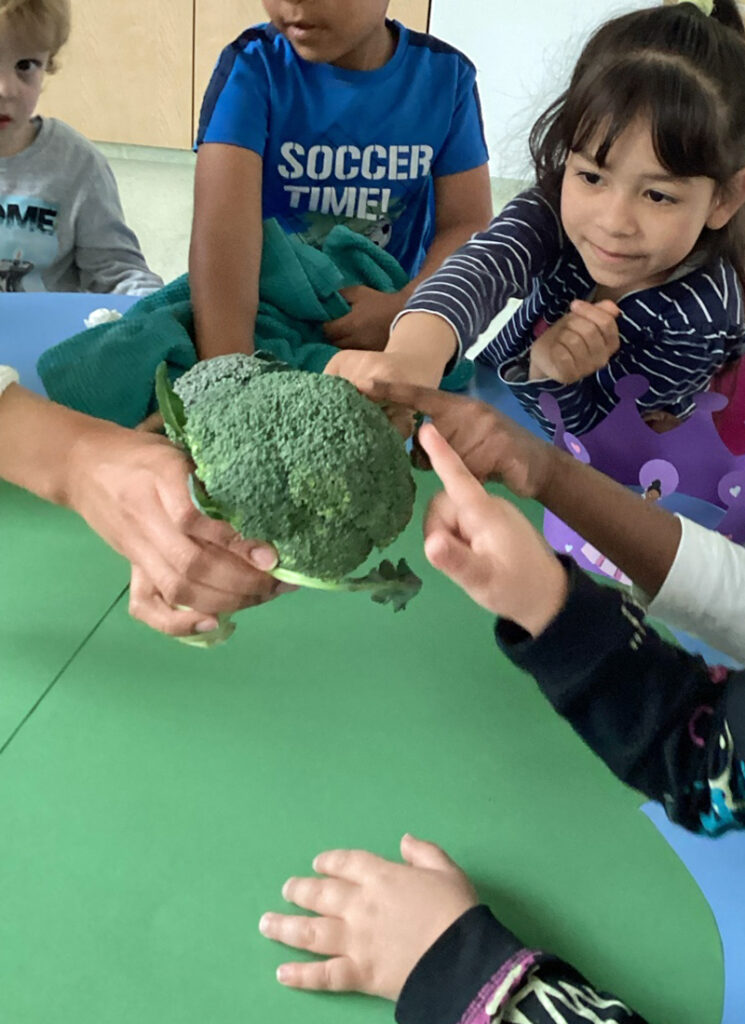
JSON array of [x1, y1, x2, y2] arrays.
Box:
[[0, 376, 282, 635], [409, 164, 494, 295], [75, 156, 164, 296], [189, 144, 264, 360], [361, 381, 745, 663], [260, 834, 648, 1023], [322, 164, 492, 353], [326, 189, 563, 390], [497, 556, 745, 832], [420, 424, 745, 833], [363, 382, 680, 591]]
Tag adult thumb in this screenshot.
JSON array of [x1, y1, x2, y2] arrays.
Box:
[[400, 834, 457, 872]]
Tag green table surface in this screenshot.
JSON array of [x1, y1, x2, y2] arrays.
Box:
[[0, 474, 722, 1023], [0, 480, 128, 749]]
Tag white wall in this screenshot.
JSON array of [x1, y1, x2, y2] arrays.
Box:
[[430, 0, 650, 179]]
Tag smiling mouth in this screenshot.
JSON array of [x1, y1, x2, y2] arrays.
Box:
[[589, 241, 642, 262]]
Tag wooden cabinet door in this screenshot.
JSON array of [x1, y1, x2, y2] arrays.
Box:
[[389, 0, 430, 31], [193, 1, 431, 138], [40, 0, 193, 149]]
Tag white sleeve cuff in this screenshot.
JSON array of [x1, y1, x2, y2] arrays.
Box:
[[0, 365, 20, 399], [639, 515, 745, 664]]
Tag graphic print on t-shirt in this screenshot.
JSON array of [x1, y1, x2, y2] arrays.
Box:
[[0, 194, 58, 292], [276, 140, 431, 255]]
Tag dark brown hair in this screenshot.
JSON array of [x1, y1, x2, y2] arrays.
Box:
[[530, 1, 745, 282]]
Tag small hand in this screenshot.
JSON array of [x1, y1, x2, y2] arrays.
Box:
[[325, 349, 441, 437], [323, 286, 406, 351], [260, 834, 478, 1001], [529, 299, 621, 383], [642, 409, 682, 434], [358, 379, 555, 499], [420, 424, 568, 634]]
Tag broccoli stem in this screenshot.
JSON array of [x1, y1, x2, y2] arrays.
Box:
[[271, 568, 352, 591], [272, 557, 421, 612]]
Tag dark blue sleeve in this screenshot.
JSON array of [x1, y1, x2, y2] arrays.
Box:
[[396, 905, 645, 1024], [497, 559, 745, 836], [196, 33, 270, 154], [432, 59, 489, 178]]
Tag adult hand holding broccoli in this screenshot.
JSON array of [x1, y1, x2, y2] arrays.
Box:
[[155, 354, 422, 646]]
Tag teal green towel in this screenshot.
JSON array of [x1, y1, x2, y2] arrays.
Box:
[[38, 221, 473, 427]]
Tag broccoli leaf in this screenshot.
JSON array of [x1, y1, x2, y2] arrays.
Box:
[[155, 361, 187, 446], [356, 558, 422, 613], [271, 557, 422, 612], [253, 350, 294, 371], [187, 474, 229, 522]]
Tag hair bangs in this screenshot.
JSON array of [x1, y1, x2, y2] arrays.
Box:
[[0, 0, 70, 67], [570, 55, 730, 181]]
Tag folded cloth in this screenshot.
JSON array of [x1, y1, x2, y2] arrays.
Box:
[[38, 221, 473, 427]]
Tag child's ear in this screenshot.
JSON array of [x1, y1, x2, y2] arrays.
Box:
[[707, 168, 745, 230]]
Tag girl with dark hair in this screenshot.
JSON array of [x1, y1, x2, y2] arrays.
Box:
[[329, 0, 745, 441]]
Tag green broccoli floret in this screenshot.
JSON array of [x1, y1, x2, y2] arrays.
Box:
[[156, 355, 421, 646]]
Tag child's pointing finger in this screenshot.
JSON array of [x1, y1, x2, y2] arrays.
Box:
[[417, 423, 486, 505]]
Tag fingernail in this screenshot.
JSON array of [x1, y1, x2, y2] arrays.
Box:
[[195, 618, 218, 633], [281, 878, 292, 899], [259, 914, 271, 935], [276, 965, 290, 984], [250, 546, 278, 571]]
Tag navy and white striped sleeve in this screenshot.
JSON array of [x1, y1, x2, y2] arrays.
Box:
[[614, 264, 745, 421], [399, 189, 564, 359], [499, 260, 745, 436]]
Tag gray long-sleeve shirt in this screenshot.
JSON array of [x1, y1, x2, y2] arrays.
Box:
[[0, 117, 163, 295]]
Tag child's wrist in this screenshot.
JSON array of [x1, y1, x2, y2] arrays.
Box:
[[515, 558, 569, 637]]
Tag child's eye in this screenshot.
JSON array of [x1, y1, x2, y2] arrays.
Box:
[[646, 189, 677, 205], [577, 171, 602, 186], [16, 59, 43, 73]]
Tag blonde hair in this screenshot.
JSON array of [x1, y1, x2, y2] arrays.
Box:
[[0, 0, 70, 73]]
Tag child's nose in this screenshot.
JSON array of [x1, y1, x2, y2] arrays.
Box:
[[0, 72, 18, 100], [596, 193, 637, 237]]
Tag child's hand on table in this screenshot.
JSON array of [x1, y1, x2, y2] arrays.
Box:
[[260, 834, 477, 1000], [420, 424, 568, 635], [528, 299, 620, 383], [323, 286, 406, 352]]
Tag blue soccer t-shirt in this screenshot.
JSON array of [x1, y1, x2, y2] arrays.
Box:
[[197, 21, 488, 278]]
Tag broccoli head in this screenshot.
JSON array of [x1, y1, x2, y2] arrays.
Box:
[[156, 354, 421, 644]]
